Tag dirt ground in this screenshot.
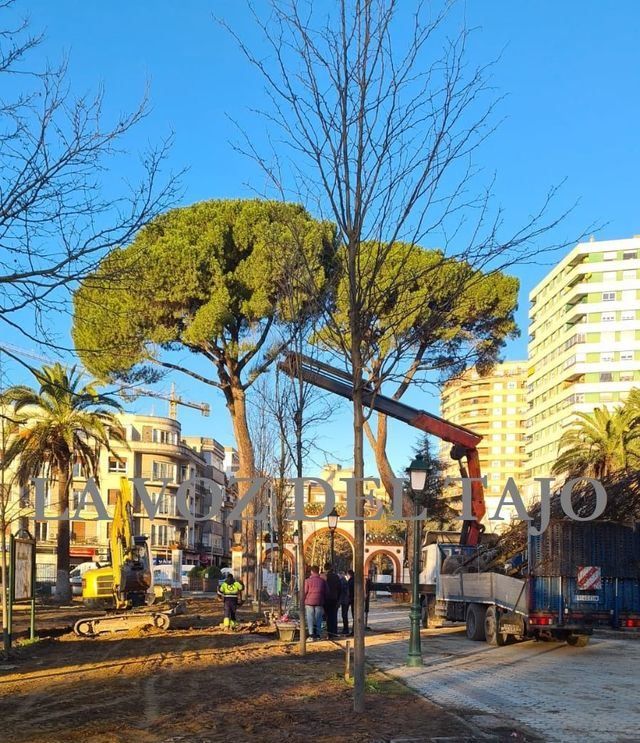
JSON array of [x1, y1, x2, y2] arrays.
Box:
[[0, 598, 521, 743]]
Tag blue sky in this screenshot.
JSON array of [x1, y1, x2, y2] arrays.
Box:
[[4, 1, 640, 475]]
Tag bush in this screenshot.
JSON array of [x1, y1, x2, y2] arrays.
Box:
[[189, 566, 205, 578], [203, 566, 221, 579]]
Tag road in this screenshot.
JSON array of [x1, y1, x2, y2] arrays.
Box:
[[365, 600, 640, 742]]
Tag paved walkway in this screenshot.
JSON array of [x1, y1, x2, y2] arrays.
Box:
[[364, 602, 640, 742]]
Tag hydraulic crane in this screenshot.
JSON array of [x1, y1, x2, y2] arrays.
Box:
[[278, 353, 486, 546]]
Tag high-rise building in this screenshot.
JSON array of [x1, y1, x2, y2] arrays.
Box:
[[440, 361, 528, 526], [527, 236, 640, 479]]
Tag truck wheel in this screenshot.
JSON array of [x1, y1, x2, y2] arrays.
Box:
[[484, 606, 508, 646], [466, 603, 487, 641], [567, 634, 590, 647]]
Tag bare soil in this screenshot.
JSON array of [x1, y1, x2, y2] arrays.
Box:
[[0, 598, 522, 742]]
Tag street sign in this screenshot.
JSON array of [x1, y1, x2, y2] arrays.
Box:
[[13, 538, 35, 601]]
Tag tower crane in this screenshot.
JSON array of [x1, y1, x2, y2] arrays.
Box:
[[119, 382, 210, 419]]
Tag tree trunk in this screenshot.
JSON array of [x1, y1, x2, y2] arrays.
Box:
[[55, 467, 72, 603], [1, 522, 8, 651], [352, 381, 366, 713], [228, 385, 257, 599]]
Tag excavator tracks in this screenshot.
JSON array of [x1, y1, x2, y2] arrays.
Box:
[[74, 611, 171, 637]]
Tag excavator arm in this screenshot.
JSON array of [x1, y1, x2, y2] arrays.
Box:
[[278, 353, 486, 546]]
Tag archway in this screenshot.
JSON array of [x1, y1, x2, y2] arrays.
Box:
[[304, 528, 353, 573], [365, 549, 401, 582]]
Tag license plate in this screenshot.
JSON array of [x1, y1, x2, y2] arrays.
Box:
[[574, 594, 599, 602], [501, 624, 521, 633]]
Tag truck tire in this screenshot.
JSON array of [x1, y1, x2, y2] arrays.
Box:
[[566, 634, 590, 647], [466, 603, 487, 641], [484, 605, 508, 646]]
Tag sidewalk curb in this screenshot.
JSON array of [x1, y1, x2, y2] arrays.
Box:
[[363, 656, 541, 742]]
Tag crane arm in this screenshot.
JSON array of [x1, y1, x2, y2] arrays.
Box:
[[278, 353, 486, 546]]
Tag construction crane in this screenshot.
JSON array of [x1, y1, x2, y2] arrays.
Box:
[[278, 353, 486, 547], [0, 342, 59, 366], [120, 382, 210, 419]]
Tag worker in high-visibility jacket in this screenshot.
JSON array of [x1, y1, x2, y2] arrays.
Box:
[[217, 573, 245, 630]]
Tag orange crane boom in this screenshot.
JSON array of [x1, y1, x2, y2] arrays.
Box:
[[278, 353, 486, 546]]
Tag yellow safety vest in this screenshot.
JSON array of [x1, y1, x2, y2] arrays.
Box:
[[219, 581, 243, 597]]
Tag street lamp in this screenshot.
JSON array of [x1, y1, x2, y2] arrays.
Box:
[[407, 454, 428, 667], [327, 507, 339, 565]]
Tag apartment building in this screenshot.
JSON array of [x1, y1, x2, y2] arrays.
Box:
[[31, 414, 236, 569], [440, 362, 528, 526], [527, 236, 640, 479]]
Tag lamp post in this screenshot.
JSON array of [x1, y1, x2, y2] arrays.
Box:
[[407, 454, 428, 667], [327, 507, 339, 566]]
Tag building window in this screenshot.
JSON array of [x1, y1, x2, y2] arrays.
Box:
[[623, 290, 635, 303], [600, 352, 614, 362], [72, 462, 86, 478], [108, 489, 120, 506], [621, 372, 635, 382], [152, 429, 177, 445], [151, 524, 169, 546], [603, 271, 616, 283], [623, 269, 636, 280], [622, 310, 635, 320], [621, 351, 634, 361], [507, 381, 517, 389], [623, 251, 637, 260], [152, 461, 176, 482], [35, 522, 48, 541], [600, 372, 613, 383], [603, 252, 617, 261], [108, 457, 127, 473], [601, 312, 615, 321], [602, 292, 616, 302]]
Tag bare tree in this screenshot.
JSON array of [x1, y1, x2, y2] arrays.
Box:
[[226, 0, 581, 711], [0, 2, 179, 345]]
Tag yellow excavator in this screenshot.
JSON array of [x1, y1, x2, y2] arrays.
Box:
[[74, 477, 173, 637]]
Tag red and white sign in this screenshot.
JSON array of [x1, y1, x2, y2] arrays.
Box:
[[577, 566, 602, 590]]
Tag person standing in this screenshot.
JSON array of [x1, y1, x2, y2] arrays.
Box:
[[346, 569, 355, 635], [365, 573, 373, 630], [217, 573, 245, 631], [304, 565, 327, 641], [322, 562, 341, 639], [338, 570, 351, 635]]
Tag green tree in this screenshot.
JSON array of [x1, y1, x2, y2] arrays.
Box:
[[72, 199, 335, 596], [318, 241, 519, 501], [551, 406, 640, 480], [4, 364, 125, 602]]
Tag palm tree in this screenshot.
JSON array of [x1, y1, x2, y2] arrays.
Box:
[[551, 405, 640, 479], [5, 363, 125, 602]]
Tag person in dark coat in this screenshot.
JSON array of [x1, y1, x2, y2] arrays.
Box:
[[338, 570, 351, 634], [322, 562, 341, 638], [346, 569, 355, 634], [304, 565, 327, 641]]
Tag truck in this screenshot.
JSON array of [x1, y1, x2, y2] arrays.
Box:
[[433, 519, 640, 646], [280, 353, 640, 647]]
